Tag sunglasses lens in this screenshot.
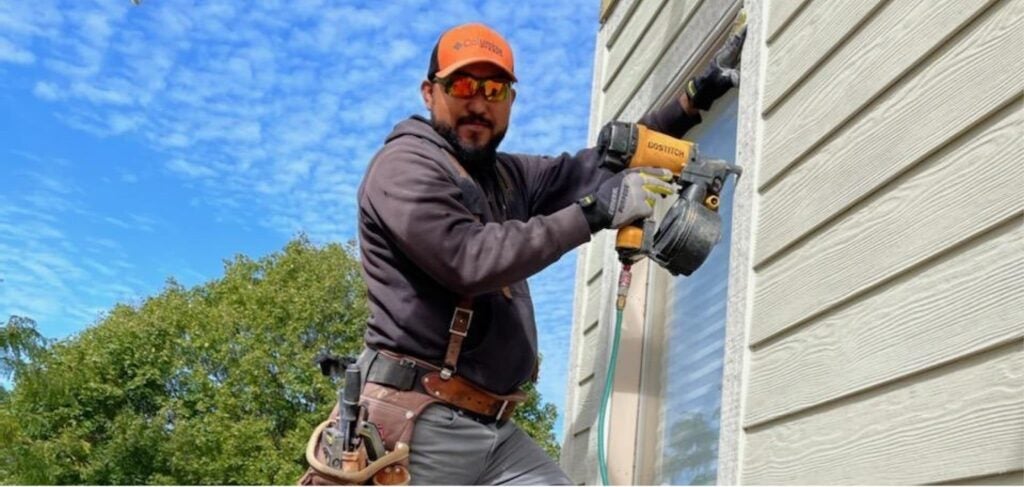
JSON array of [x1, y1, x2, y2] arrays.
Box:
[[440, 75, 510, 101], [482, 80, 508, 101], [447, 76, 479, 98]]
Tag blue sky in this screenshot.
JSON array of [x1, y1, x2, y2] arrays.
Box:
[[0, 0, 598, 441]]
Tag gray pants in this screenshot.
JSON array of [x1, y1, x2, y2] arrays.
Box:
[[408, 404, 571, 485]]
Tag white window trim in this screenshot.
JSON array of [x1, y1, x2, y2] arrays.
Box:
[[716, 0, 765, 483]]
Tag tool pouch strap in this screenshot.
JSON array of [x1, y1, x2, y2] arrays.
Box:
[[441, 297, 473, 379], [437, 150, 513, 378]]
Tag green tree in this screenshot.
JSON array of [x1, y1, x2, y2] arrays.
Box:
[[0, 237, 560, 484], [0, 315, 50, 482], [0, 315, 48, 383], [512, 362, 560, 461]]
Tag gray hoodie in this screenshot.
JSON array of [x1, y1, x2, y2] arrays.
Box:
[[358, 104, 699, 394]]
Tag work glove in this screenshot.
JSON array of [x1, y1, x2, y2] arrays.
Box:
[[577, 167, 675, 233], [686, 25, 747, 111]]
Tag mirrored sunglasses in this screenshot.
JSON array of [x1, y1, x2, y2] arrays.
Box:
[[434, 74, 512, 102]]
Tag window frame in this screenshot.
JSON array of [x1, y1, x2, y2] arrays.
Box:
[[626, 5, 752, 484], [567, 0, 760, 484], [643, 91, 740, 485]]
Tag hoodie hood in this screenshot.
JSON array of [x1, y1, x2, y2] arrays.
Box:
[[385, 115, 455, 154], [386, 114, 505, 179]]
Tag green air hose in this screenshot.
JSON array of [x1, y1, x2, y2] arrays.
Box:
[[598, 264, 632, 485]]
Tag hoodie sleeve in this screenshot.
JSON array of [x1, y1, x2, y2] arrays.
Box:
[[362, 144, 592, 297], [638, 95, 703, 138], [514, 99, 703, 216]]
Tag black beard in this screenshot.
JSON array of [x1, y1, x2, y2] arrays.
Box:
[[431, 117, 506, 168]]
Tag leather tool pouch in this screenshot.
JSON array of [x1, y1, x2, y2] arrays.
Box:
[[298, 383, 436, 486], [360, 382, 438, 451]]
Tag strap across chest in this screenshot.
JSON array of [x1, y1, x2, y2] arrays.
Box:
[[439, 151, 513, 379]]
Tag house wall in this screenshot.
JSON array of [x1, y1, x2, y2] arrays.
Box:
[[567, 0, 1023, 484], [737, 0, 1023, 483]]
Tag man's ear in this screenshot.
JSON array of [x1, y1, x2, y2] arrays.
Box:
[[510, 88, 517, 105], [421, 80, 434, 108]]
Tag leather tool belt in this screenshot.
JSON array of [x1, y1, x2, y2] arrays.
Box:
[[368, 349, 526, 424]]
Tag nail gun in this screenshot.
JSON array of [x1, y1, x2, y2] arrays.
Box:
[[595, 121, 742, 275]]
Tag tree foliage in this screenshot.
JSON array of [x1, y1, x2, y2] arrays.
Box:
[[1, 315, 48, 383], [0, 238, 560, 484], [512, 363, 560, 461]]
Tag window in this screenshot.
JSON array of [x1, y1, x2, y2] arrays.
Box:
[[654, 91, 738, 485]]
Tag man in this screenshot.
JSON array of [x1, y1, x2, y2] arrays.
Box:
[[351, 22, 743, 485]]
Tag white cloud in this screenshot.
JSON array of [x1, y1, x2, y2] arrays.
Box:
[[82, 258, 117, 278], [84, 236, 121, 251], [0, 220, 63, 243], [0, 2, 60, 38], [32, 81, 62, 100], [385, 39, 419, 67], [107, 112, 141, 133], [0, 37, 35, 64], [101, 215, 155, 233], [79, 11, 114, 47], [24, 171, 74, 194], [70, 80, 134, 106], [158, 132, 190, 148], [167, 158, 216, 179]]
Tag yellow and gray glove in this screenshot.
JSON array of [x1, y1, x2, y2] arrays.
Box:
[[578, 167, 675, 233]]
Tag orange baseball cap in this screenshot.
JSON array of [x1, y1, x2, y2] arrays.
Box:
[[428, 23, 516, 81]]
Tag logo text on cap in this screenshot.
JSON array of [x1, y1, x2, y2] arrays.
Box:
[[452, 37, 503, 57]]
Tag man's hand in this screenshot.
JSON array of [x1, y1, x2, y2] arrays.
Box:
[[686, 25, 747, 111], [577, 168, 675, 233]]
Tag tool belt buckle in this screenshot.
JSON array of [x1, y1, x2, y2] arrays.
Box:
[[448, 307, 472, 337], [495, 400, 509, 421]]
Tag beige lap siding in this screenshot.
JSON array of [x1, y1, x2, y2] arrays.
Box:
[[739, 0, 1024, 483]]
